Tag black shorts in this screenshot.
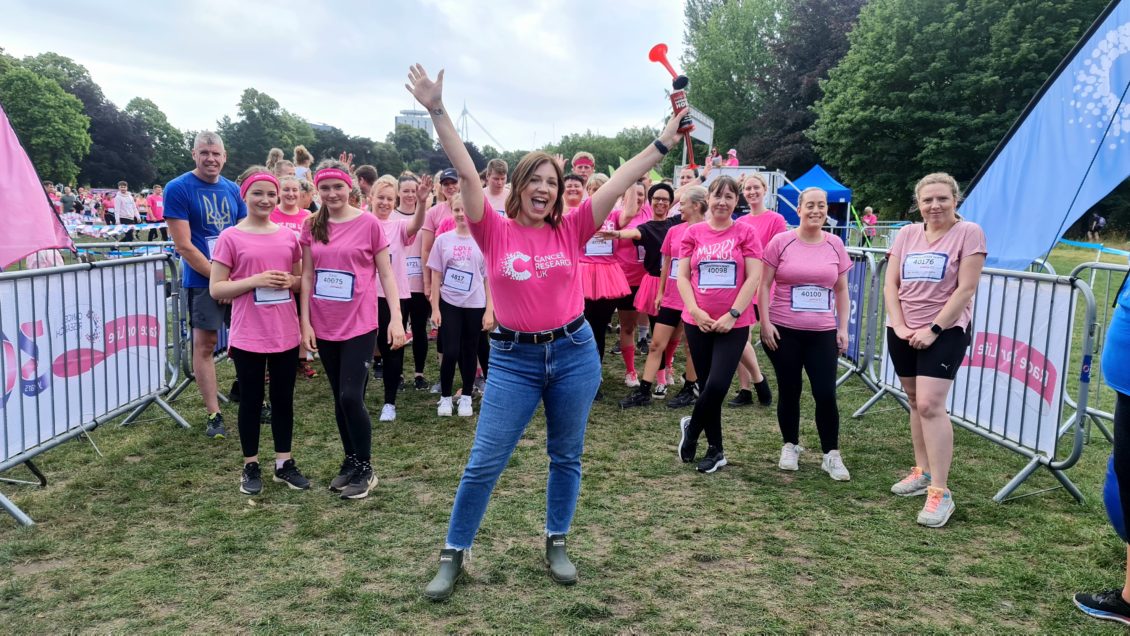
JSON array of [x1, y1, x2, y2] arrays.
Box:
[[614, 286, 639, 311], [886, 326, 970, 380], [655, 306, 682, 327], [187, 287, 231, 331]]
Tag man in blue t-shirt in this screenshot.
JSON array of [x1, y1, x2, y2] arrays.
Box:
[[165, 131, 246, 439]]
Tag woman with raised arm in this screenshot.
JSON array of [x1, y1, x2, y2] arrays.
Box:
[[407, 64, 684, 601]]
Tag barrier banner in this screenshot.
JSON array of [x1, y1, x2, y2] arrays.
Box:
[[845, 258, 868, 363], [881, 274, 1072, 455], [0, 262, 167, 461]]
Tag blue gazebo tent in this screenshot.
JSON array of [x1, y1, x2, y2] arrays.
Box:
[[776, 165, 852, 230]]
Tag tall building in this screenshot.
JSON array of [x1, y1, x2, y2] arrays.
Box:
[[395, 109, 434, 138]]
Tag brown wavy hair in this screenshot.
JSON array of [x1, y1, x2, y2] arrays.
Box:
[[505, 151, 564, 227]]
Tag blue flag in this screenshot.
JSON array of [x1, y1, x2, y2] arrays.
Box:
[[961, 1, 1130, 270]]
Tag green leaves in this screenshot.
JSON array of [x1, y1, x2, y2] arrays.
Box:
[[0, 67, 90, 184]]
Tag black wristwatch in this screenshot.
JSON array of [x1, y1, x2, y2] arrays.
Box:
[[930, 323, 943, 335], [729, 308, 741, 319]]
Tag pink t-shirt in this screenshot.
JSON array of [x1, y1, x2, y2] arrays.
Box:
[[660, 222, 690, 311], [422, 203, 453, 235], [146, 194, 164, 221], [737, 211, 789, 251], [428, 231, 487, 308], [376, 216, 412, 300], [470, 198, 597, 332], [395, 209, 425, 293], [579, 214, 619, 265], [435, 217, 456, 236], [483, 187, 507, 215], [614, 208, 650, 285], [888, 221, 987, 330], [212, 226, 301, 353], [679, 221, 763, 328], [270, 207, 311, 237], [299, 213, 390, 342], [762, 231, 852, 331], [862, 213, 878, 237]]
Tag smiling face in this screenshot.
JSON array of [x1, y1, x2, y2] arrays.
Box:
[[797, 190, 828, 230], [563, 178, 584, 207], [515, 159, 560, 226], [397, 179, 418, 210], [280, 180, 300, 209], [742, 177, 766, 211], [679, 168, 696, 186], [707, 179, 739, 223], [371, 183, 396, 218], [318, 179, 351, 213], [649, 188, 672, 219], [916, 183, 957, 225], [192, 143, 226, 181], [441, 179, 459, 200], [245, 181, 279, 220]]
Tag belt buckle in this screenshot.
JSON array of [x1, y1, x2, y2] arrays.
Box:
[[534, 330, 555, 344]]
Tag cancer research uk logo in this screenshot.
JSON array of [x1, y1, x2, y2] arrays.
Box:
[[1070, 21, 1130, 150], [500, 251, 572, 281]]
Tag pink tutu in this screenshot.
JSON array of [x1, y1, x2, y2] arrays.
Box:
[[633, 274, 662, 315], [580, 261, 631, 300]]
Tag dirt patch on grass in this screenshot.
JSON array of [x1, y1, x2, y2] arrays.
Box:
[[12, 557, 73, 576]]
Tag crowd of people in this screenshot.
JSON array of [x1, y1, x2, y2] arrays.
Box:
[[43, 63, 1130, 624]]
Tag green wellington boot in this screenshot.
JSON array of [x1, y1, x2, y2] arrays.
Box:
[[423, 548, 465, 601], [545, 534, 577, 585]]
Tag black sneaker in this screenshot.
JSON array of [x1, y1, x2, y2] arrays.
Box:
[[668, 383, 698, 409], [637, 337, 649, 355], [727, 389, 754, 407], [611, 342, 621, 355], [754, 378, 773, 406], [372, 358, 383, 381], [619, 386, 652, 409], [260, 402, 272, 425], [414, 375, 429, 391], [329, 455, 359, 493], [273, 459, 311, 490], [229, 379, 241, 403], [652, 383, 668, 399], [1074, 589, 1130, 626], [678, 416, 697, 463], [205, 412, 226, 439], [696, 446, 727, 473], [240, 462, 262, 495], [340, 460, 377, 499]]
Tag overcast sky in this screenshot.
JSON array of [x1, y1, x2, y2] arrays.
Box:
[[3, 0, 689, 152]]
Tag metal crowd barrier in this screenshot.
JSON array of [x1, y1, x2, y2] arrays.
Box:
[[0, 254, 188, 526], [836, 249, 881, 395], [853, 257, 1098, 503], [1065, 260, 1130, 443]]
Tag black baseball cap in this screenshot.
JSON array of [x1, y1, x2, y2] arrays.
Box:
[[440, 168, 458, 183]]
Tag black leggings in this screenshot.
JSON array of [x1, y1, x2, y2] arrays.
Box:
[[439, 300, 484, 397], [1113, 391, 1130, 534], [229, 346, 299, 458], [683, 324, 750, 452], [377, 298, 405, 405], [317, 329, 377, 461], [147, 227, 168, 242], [763, 325, 840, 453], [403, 292, 431, 374], [478, 332, 490, 377], [584, 297, 618, 361]]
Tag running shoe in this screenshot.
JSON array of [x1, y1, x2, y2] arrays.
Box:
[[821, 450, 851, 481], [372, 358, 383, 381], [329, 456, 359, 492], [340, 461, 377, 500], [637, 337, 649, 355], [414, 375, 429, 391], [273, 459, 311, 490], [652, 383, 668, 399], [678, 416, 697, 463], [668, 383, 698, 409], [1074, 589, 1130, 626], [430, 382, 442, 394], [437, 396, 453, 417], [917, 487, 955, 527], [727, 389, 754, 407], [624, 371, 640, 387], [619, 386, 651, 409], [696, 446, 727, 473], [260, 402, 272, 425], [890, 467, 930, 496], [754, 378, 773, 406], [473, 376, 486, 397], [779, 443, 802, 471], [205, 412, 226, 439], [239, 462, 262, 495], [457, 395, 473, 417], [379, 404, 397, 422]]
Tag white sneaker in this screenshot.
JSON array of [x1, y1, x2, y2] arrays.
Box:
[[437, 396, 453, 417], [457, 395, 473, 417], [778, 443, 803, 471], [821, 450, 851, 481], [917, 487, 955, 528], [891, 467, 931, 496], [379, 403, 397, 422], [625, 371, 640, 387]]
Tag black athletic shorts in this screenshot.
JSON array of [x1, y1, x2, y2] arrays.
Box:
[[614, 286, 639, 312], [886, 326, 970, 380], [655, 306, 682, 327]]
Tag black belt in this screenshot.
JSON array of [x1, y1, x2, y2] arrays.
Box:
[[489, 315, 586, 344]]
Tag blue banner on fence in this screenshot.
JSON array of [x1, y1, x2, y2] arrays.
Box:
[[846, 258, 868, 362]]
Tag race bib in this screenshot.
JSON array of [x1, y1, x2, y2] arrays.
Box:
[[790, 285, 832, 312], [406, 256, 423, 277], [902, 252, 948, 282], [314, 269, 355, 302], [668, 258, 679, 280], [442, 267, 474, 292], [697, 260, 737, 289], [254, 287, 292, 305], [205, 236, 218, 260], [637, 245, 646, 262], [585, 236, 613, 256]]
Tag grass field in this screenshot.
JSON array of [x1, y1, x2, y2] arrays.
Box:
[[1, 244, 1128, 633]]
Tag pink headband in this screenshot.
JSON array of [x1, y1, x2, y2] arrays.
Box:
[[240, 172, 279, 199], [572, 157, 594, 167], [314, 168, 353, 188]]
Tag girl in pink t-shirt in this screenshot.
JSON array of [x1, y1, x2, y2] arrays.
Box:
[[209, 171, 310, 496], [676, 176, 764, 475], [884, 173, 987, 529], [299, 161, 406, 502], [370, 174, 427, 422], [393, 174, 433, 389], [759, 188, 854, 482], [428, 193, 494, 417], [408, 63, 687, 600]]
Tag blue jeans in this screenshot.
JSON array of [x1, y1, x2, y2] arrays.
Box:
[[445, 319, 601, 549]]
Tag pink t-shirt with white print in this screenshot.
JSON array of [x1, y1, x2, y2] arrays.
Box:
[[427, 231, 487, 308], [679, 221, 763, 329], [376, 216, 412, 300], [762, 230, 852, 331], [660, 222, 689, 311], [270, 207, 311, 238], [614, 208, 650, 286], [470, 198, 597, 332], [299, 212, 390, 342], [211, 226, 301, 353], [579, 213, 620, 265], [888, 221, 987, 330]]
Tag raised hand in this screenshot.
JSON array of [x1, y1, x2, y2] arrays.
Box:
[[552, 153, 565, 172], [406, 64, 445, 112], [337, 152, 355, 172]]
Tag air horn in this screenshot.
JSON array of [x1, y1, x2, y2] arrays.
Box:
[[649, 44, 697, 169]]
